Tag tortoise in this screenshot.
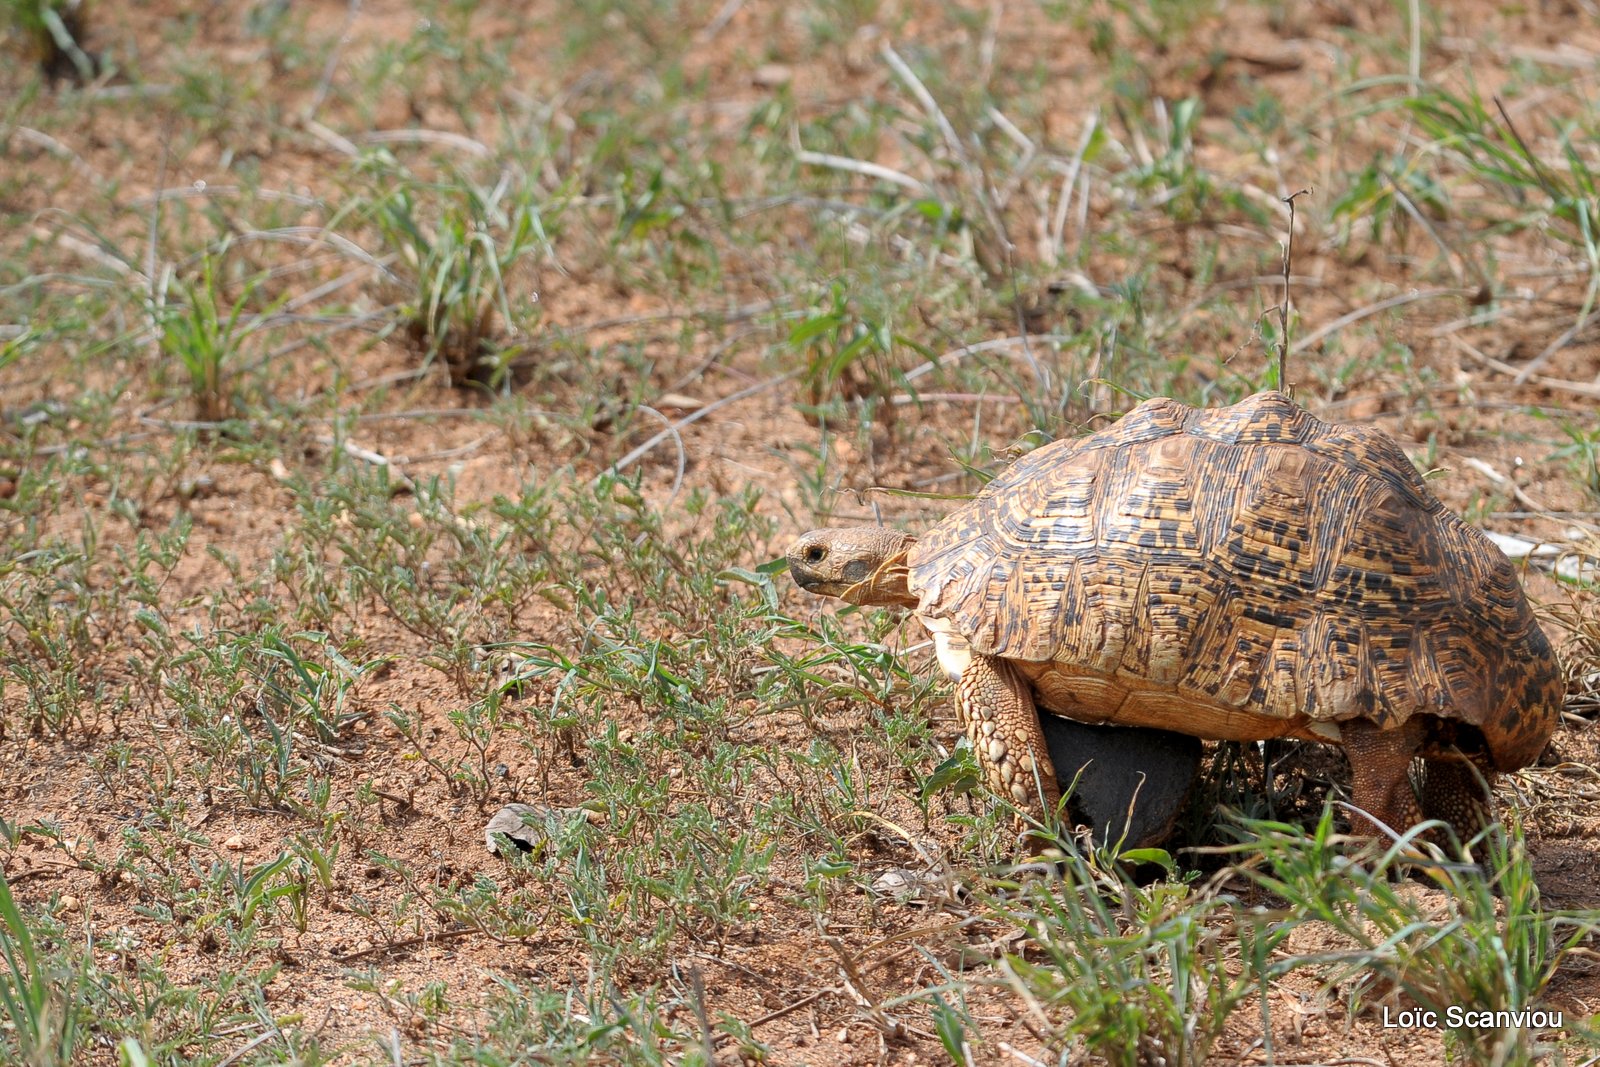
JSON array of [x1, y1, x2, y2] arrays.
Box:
[[787, 391, 1563, 844]]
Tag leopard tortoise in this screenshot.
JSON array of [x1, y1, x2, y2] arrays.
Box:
[[788, 391, 1563, 843]]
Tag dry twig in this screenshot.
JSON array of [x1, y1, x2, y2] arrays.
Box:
[[1277, 189, 1310, 394]]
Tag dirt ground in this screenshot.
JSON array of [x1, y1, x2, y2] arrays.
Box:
[[3, 0, 1600, 1064]]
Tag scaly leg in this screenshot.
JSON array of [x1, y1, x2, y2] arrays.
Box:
[[1340, 718, 1424, 840], [956, 653, 1060, 816], [1420, 755, 1496, 844]]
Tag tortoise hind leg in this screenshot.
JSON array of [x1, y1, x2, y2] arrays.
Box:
[[1420, 755, 1496, 844], [1340, 718, 1424, 840]]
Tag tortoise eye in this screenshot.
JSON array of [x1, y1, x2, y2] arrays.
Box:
[[804, 545, 826, 564]]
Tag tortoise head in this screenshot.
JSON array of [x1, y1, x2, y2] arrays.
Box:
[[787, 526, 919, 608]]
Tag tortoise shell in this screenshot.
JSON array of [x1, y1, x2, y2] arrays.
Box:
[[908, 392, 1561, 771]]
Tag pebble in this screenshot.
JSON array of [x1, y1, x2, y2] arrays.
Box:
[[223, 834, 246, 851], [484, 803, 549, 854], [176, 475, 214, 500], [753, 63, 792, 88]]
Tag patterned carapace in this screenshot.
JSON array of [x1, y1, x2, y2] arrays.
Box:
[[908, 391, 1561, 772]]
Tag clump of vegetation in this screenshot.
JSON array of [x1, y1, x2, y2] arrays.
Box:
[[0, 870, 88, 1066], [364, 161, 548, 389], [3, 0, 96, 82], [993, 847, 1276, 1067], [975, 809, 1593, 1067], [154, 255, 278, 423]]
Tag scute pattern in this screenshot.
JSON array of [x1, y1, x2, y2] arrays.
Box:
[[908, 391, 1562, 768]]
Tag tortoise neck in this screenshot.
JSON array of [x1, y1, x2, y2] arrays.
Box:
[[847, 546, 919, 608]]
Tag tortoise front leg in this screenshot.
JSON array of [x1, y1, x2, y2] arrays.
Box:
[[956, 653, 1060, 816]]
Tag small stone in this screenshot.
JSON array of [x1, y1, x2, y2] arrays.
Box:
[[655, 392, 704, 410], [484, 803, 551, 855], [872, 869, 941, 902], [176, 475, 214, 500], [836, 1027, 850, 1044], [407, 512, 425, 529], [753, 63, 792, 88], [222, 834, 246, 851]]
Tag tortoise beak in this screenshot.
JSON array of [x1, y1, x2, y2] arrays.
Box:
[[789, 564, 824, 593]]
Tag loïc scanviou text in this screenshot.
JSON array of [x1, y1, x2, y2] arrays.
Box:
[[1381, 1007, 1564, 1030]]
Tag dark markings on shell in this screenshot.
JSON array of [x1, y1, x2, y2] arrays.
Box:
[[906, 391, 1563, 771]]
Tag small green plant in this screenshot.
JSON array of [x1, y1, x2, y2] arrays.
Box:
[[194, 852, 307, 945], [364, 161, 549, 388], [4, 0, 95, 80], [0, 870, 87, 1066], [154, 256, 281, 423], [1225, 809, 1596, 1065], [423, 977, 693, 1063], [992, 843, 1278, 1067], [1407, 87, 1599, 253], [1405, 85, 1600, 351], [0, 324, 30, 373], [1551, 420, 1600, 503], [787, 282, 932, 417]]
